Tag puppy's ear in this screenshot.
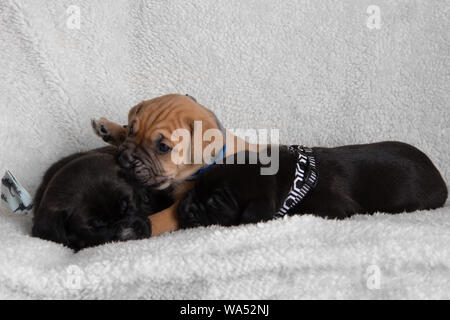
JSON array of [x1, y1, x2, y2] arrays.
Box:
[[32, 210, 69, 247], [91, 118, 127, 147]]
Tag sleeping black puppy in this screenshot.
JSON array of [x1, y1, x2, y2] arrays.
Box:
[[32, 147, 172, 251], [177, 141, 448, 227]]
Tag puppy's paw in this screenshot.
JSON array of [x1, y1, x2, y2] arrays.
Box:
[[91, 117, 125, 146], [178, 186, 240, 228], [177, 191, 205, 228]]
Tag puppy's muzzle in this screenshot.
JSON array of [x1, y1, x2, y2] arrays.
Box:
[[114, 216, 151, 241], [117, 146, 137, 169]]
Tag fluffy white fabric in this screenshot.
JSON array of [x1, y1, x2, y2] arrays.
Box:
[[0, 0, 449, 299]]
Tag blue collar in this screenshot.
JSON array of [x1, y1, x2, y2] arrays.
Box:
[[187, 144, 226, 180]]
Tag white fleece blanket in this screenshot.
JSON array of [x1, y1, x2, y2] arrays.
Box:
[[0, 0, 449, 299]]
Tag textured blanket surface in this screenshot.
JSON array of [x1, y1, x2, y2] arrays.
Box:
[[0, 0, 449, 299]]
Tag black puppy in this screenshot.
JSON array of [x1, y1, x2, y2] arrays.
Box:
[[32, 147, 172, 251], [178, 142, 447, 227]]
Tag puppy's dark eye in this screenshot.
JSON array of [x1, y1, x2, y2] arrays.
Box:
[[158, 142, 171, 154], [91, 219, 107, 229], [139, 191, 150, 204], [129, 124, 134, 135], [120, 198, 130, 215]]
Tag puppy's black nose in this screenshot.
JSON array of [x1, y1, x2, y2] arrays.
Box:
[[117, 148, 135, 169], [115, 216, 151, 241]]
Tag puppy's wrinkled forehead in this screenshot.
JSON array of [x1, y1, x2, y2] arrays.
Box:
[[126, 94, 214, 143]]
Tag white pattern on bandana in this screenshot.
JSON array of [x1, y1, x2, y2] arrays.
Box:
[[1, 170, 33, 215], [275, 146, 318, 217]]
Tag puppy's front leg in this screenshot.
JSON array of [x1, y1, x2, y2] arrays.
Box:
[[148, 202, 180, 236], [177, 186, 242, 228], [91, 117, 127, 146]]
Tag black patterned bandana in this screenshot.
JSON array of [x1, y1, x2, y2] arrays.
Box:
[[275, 145, 318, 217]]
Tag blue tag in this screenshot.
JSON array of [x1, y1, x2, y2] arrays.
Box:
[[1, 170, 33, 215]]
